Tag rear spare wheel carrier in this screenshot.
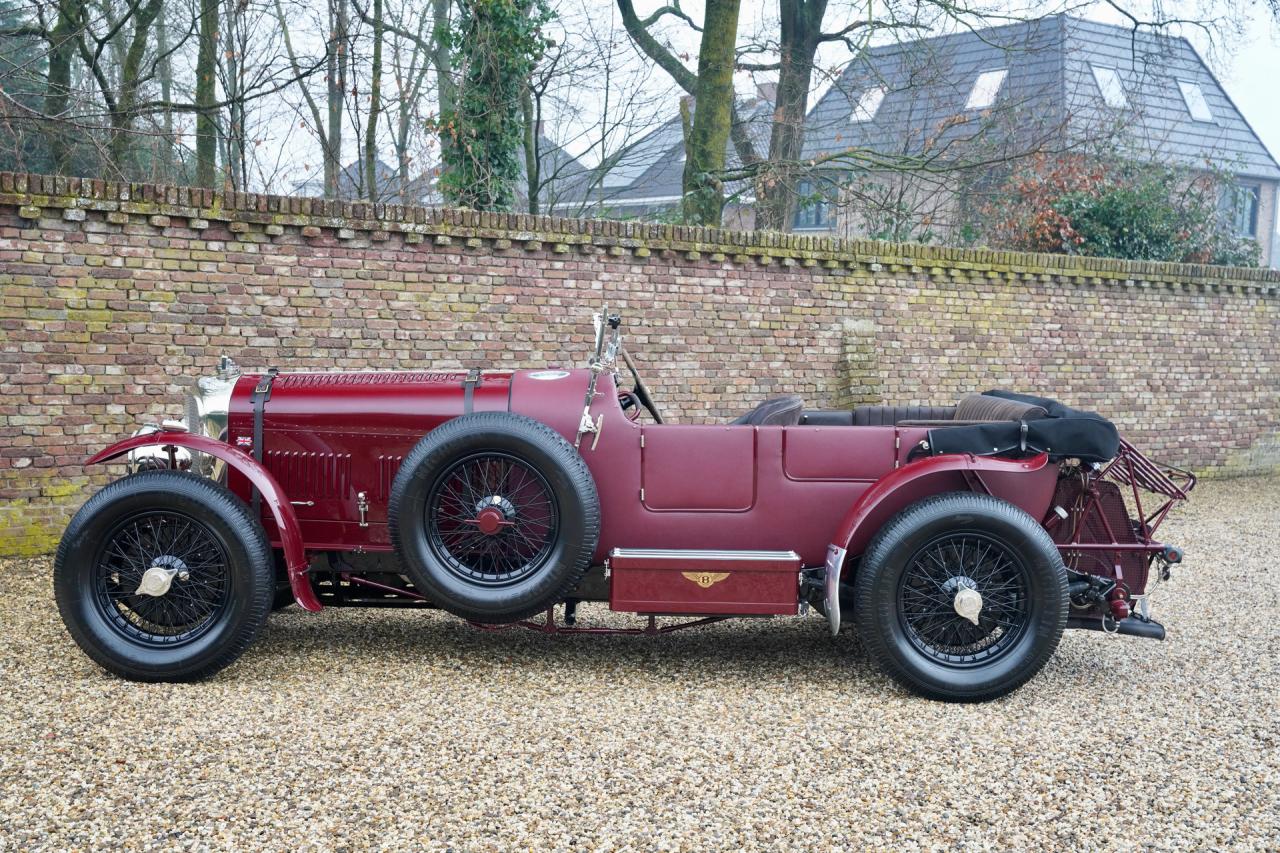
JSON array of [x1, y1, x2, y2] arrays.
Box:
[[388, 412, 600, 623]]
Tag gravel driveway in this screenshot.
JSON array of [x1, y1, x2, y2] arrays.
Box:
[[1, 476, 1277, 850]]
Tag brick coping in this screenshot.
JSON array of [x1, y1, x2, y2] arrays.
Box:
[[1, 170, 1277, 290]]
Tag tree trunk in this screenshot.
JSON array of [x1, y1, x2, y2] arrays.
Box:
[[157, 15, 175, 181], [44, 0, 84, 173], [326, 0, 348, 197], [396, 104, 412, 201], [755, 0, 825, 231], [521, 86, 538, 214], [110, 0, 165, 176], [364, 0, 384, 199], [680, 0, 741, 226], [431, 0, 455, 168], [758, 0, 825, 230], [194, 0, 219, 187], [224, 2, 246, 191]]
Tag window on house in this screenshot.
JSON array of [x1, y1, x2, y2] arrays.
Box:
[[793, 180, 833, 230], [1220, 183, 1260, 238], [1177, 80, 1214, 122], [850, 87, 886, 122], [965, 69, 1008, 110], [1090, 65, 1128, 109]]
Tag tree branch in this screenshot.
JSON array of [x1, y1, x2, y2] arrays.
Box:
[[639, 2, 700, 32], [616, 0, 696, 94]]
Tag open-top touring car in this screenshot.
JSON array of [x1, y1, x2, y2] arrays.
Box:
[[55, 312, 1192, 701]]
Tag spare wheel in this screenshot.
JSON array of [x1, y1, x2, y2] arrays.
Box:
[[388, 412, 600, 622]]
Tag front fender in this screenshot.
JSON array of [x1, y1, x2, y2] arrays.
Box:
[[87, 432, 322, 612], [831, 452, 1058, 570]]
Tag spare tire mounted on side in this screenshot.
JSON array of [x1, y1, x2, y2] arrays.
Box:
[[389, 412, 600, 623]]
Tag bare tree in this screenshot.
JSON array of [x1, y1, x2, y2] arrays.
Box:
[[194, 0, 218, 184], [616, 0, 743, 226]]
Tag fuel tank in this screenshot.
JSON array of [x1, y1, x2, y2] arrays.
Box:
[[225, 369, 515, 549]]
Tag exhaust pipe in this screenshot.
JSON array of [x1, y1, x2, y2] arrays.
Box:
[[1068, 615, 1166, 641]]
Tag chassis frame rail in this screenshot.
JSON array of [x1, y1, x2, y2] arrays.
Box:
[[468, 607, 732, 636]]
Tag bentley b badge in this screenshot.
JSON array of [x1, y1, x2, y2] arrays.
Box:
[[681, 571, 730, 589]]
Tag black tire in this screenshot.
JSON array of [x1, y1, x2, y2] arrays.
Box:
[[852, 492, 1068, 702], [54, 470, 273, 681], [389, 412, 600, 623]]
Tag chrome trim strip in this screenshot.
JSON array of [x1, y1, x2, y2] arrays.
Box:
[[608, 548, 801, 562], [824, 544, 846, 636]]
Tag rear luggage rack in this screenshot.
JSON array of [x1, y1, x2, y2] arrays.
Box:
[[1104, 438, 1196, 501]]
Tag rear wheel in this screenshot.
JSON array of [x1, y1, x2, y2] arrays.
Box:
[[852, 492, 1068, 702], [54, 471, 273, 681], [389, 412, 600, 623]]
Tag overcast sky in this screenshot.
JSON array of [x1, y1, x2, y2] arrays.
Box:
[[273, 0, 1280, 230], [637, 0, 1280, 159]]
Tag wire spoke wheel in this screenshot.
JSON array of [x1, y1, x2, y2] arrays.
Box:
[[390, 412, 599, 624], [92, 510, 231, 646], [426, 451, 560, 586], [56, 470, 273, 681], [897, 532, 1031, 667]]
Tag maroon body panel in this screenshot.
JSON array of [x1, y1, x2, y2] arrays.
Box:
[[609, 549, 802, 615], [216, 366, 1062, 578], [829, 452, 1060, 560], [225, 371, 510, 550]]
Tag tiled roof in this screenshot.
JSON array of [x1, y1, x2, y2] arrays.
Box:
[[802, 15, 1280, 180]]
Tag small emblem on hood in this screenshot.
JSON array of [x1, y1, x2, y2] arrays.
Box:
[[528, 370, 570, 381], [236, 436, 253, 448], [682, 571, 730, 589]]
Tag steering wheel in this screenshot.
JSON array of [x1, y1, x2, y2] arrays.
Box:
[[620, 349, 663, 424], [618, 390, 642, 421]]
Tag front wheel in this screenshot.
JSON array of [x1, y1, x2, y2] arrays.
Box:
[[852, 492, 1068, 702], [54, 470, 274, 681]]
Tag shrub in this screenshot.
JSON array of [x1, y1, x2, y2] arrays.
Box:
[[984, 154, 1261, 266]]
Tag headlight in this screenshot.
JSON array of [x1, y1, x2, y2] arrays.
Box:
[[127, 423, 193, 472], [185, 357, 241, 475], [186, 356, 241, 442], [128, 357, 241, 476]]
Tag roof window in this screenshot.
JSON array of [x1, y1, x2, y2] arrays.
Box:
[[1177, 80, 1214, 122], [965, 69, 1007, 110], [851, 87, 886, 122], [1090, 65, 1128, 109]]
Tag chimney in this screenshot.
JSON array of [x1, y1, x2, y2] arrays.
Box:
[[755, 81, 778, 104]]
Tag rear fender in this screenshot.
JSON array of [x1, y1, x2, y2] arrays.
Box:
[[87, 431, 322, 612], [830, 452, 1058, 574]]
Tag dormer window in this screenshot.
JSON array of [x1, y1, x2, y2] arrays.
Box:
[[1177, 80, 1214, 122], [851, 87, 886, 122], [1090, 65, 1128, 108], [965, 69, 1007, 110]]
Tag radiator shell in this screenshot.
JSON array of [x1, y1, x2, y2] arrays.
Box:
[[608, 549, 801, 616]]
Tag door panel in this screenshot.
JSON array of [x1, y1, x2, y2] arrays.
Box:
[[641, 425, 756, 511], [782, 426, 897, 481]]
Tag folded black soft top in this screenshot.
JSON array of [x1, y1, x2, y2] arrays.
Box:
[[926, 390, 1120, 464]]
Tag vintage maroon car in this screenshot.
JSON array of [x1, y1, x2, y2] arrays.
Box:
[[54, 313, 1192, 701]]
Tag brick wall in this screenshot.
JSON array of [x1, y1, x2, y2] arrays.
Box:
[[2, 172, 1278, 556]]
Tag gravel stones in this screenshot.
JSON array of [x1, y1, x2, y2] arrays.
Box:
[[1, 476, 1277, 849]]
